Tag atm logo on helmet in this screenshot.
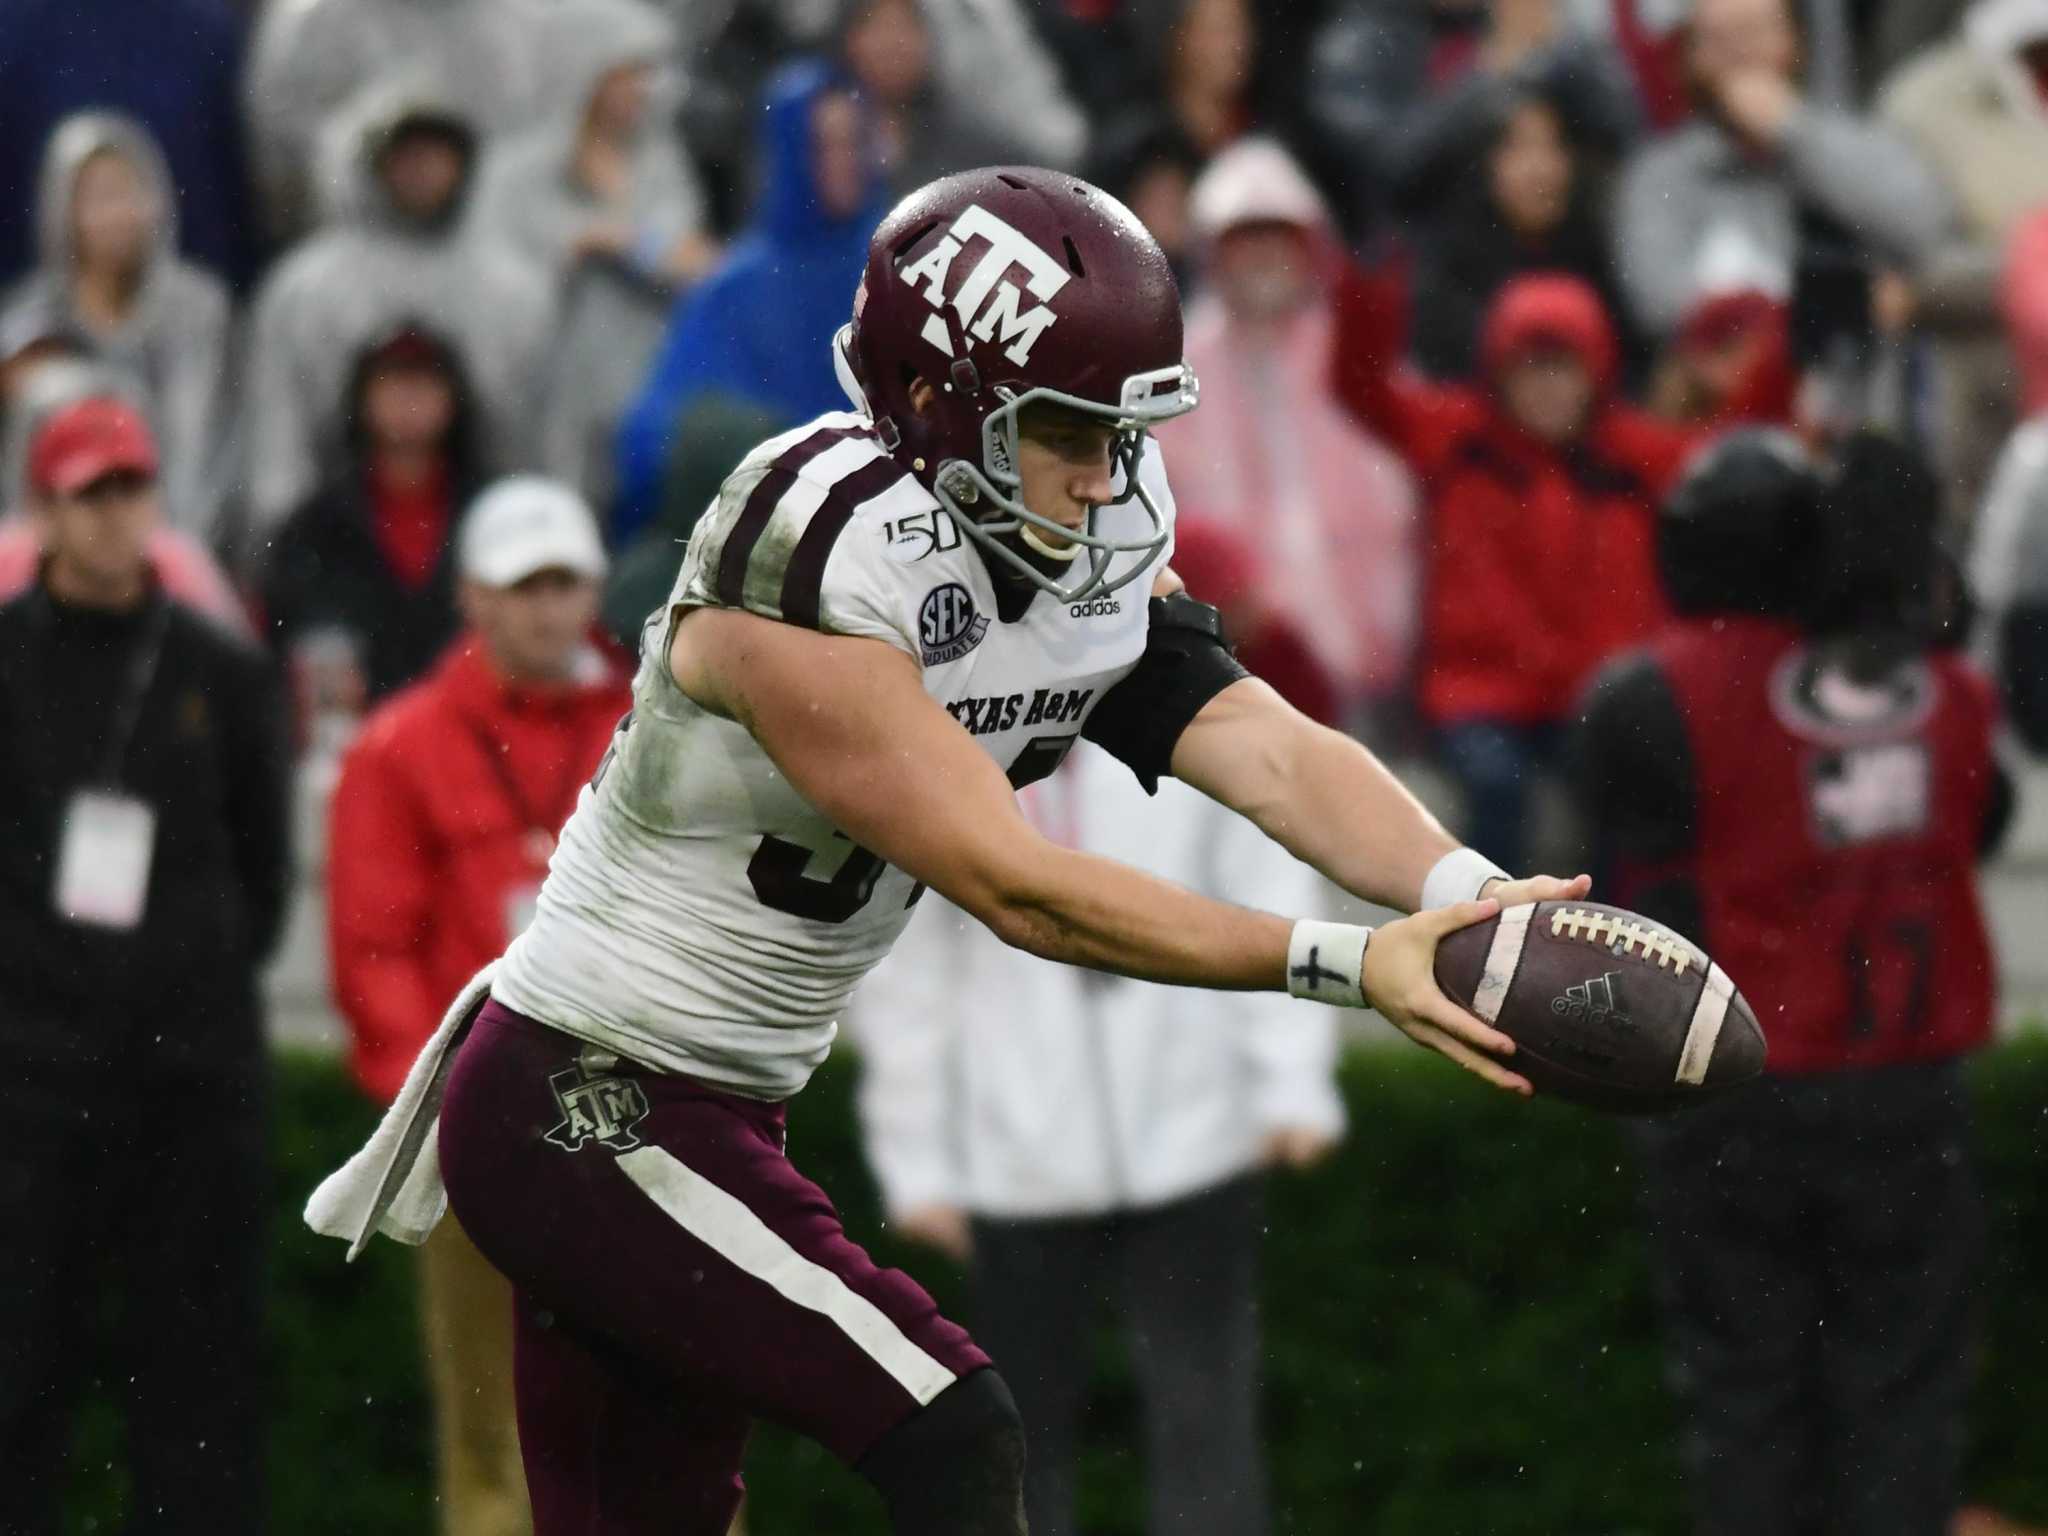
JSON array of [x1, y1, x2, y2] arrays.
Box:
[[897, 205, 1072, 368]]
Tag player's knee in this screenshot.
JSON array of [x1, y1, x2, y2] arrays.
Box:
[[857, 1368, 1026, 1536]]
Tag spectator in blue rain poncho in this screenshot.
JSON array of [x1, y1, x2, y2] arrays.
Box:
[[611, 61, 887, 544]]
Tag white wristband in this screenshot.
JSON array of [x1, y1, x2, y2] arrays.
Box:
[[1421, 847, 1509, 913], [1287, 920, 1372, 1009]]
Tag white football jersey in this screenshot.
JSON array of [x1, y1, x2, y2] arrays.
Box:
[[492, 412, 1174, 1098]]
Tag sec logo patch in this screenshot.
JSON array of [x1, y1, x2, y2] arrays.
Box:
[[920, 582, 989, 665]]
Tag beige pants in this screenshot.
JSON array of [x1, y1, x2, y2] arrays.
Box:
[[417, 1216, 747, 1536], [419, 1217, 532, 1536]]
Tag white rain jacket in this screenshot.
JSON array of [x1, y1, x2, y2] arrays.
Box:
[[849, 742, 1345, 1222]]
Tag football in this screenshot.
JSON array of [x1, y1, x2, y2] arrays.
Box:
[[1433, 901, 1766, 1112]]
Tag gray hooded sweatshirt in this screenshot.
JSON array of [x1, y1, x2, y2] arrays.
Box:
[[245, 0, 556, 238], [240, 82, 550, 543], [0, 113, 234, 540], [466, 0, 707, 302]]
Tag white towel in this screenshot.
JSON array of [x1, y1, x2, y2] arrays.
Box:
[[304, 964, 497, 1260]]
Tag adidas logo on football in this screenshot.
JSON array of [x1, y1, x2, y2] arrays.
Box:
[[1551, 971, 1630, 1027], [1069, 597, 1121, 619]]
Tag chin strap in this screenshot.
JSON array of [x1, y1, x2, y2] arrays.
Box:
[[1017, 523, 1084, 562]]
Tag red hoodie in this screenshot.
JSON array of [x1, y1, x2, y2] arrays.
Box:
[[1335, 269, 1699, 726], [327, 635, 631, 1103]]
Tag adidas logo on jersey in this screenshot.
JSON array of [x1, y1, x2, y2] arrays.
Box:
[[1550, 972, 1630, 1027], [1069, 597, 1122, 619]]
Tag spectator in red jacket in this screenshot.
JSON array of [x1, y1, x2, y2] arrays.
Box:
[[1645, 287, 1799, 429], [326, 473, 629, 1536], [1334, 267, 1694, 869]]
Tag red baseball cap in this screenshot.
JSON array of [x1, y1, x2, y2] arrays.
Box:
[[28, 397, 159, 497]]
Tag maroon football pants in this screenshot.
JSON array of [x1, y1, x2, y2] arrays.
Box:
[[438, 1000, 990, 1535]]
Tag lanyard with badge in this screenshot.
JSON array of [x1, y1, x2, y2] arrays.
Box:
[[462, 713, 581, 943], [48, 599, 171, 931]]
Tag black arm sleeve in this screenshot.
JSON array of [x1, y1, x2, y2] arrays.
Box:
[[1567, 653, 1706, 941], [1082, 592, 1251, 794]]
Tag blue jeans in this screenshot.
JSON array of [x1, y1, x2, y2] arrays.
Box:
[[1435, 719, 1559, 875]]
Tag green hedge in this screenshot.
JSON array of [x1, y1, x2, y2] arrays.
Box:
[[67, 1039, 2048, 1533]]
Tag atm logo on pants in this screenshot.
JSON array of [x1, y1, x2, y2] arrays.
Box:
[[544, 1063, 651, 1153]]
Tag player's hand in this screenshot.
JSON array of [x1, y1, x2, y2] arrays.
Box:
[[1478, 872, 1591, 909], [893, 1204, 973, 1263], [1261, 1125, 1342, 1171], [1362, 898, 1533, 1096]]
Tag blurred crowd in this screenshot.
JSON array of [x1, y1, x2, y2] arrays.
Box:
[[4, 0, 2048, 1532], [7, 0, 2048, 854]]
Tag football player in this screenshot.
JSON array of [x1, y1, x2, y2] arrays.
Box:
[[417, 168, 1584, 1536], [1575, 429, 2010, 1536]]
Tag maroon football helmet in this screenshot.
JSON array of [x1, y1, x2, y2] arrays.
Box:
[[835, 166, 1199, 601]]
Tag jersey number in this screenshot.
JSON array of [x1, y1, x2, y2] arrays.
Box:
[[747, 832, 887, 924], [747, 734, 1080, 923]]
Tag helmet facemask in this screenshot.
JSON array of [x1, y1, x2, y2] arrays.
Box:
[[931, 364, 1199, 604]]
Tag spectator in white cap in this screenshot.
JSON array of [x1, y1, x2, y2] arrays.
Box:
[[1151, 136, 1421, 744], [326, 472, 630, 1536]]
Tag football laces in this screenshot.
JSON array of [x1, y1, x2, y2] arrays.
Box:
[[1548, 907, 1694, 976]]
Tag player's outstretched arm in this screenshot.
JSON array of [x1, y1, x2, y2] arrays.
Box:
[[670, 606, 1528, 1090], [1169, 674, 1589, 916]]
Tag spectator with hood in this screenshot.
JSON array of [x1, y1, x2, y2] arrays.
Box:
[[468, 0, 718, 305], [1334, 268, 1693, 870], [613, 61, 887, 544], [260, 324, 483, 714], [242, 84, 547, 546], [1404, 82, 1639, 383], [0, 0, 255, 288], [1, 114, 233, 542], [1152, 138, 1421, 741], [1306, 0, 1642, 241], [1881, 0, 2048, 525], [244, 0, 554, 239], [1611, 0, 1952, 345], [677, 0, 1080, 233], [918, 0, 1087, 171], [837, 0, 1033, 197]]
